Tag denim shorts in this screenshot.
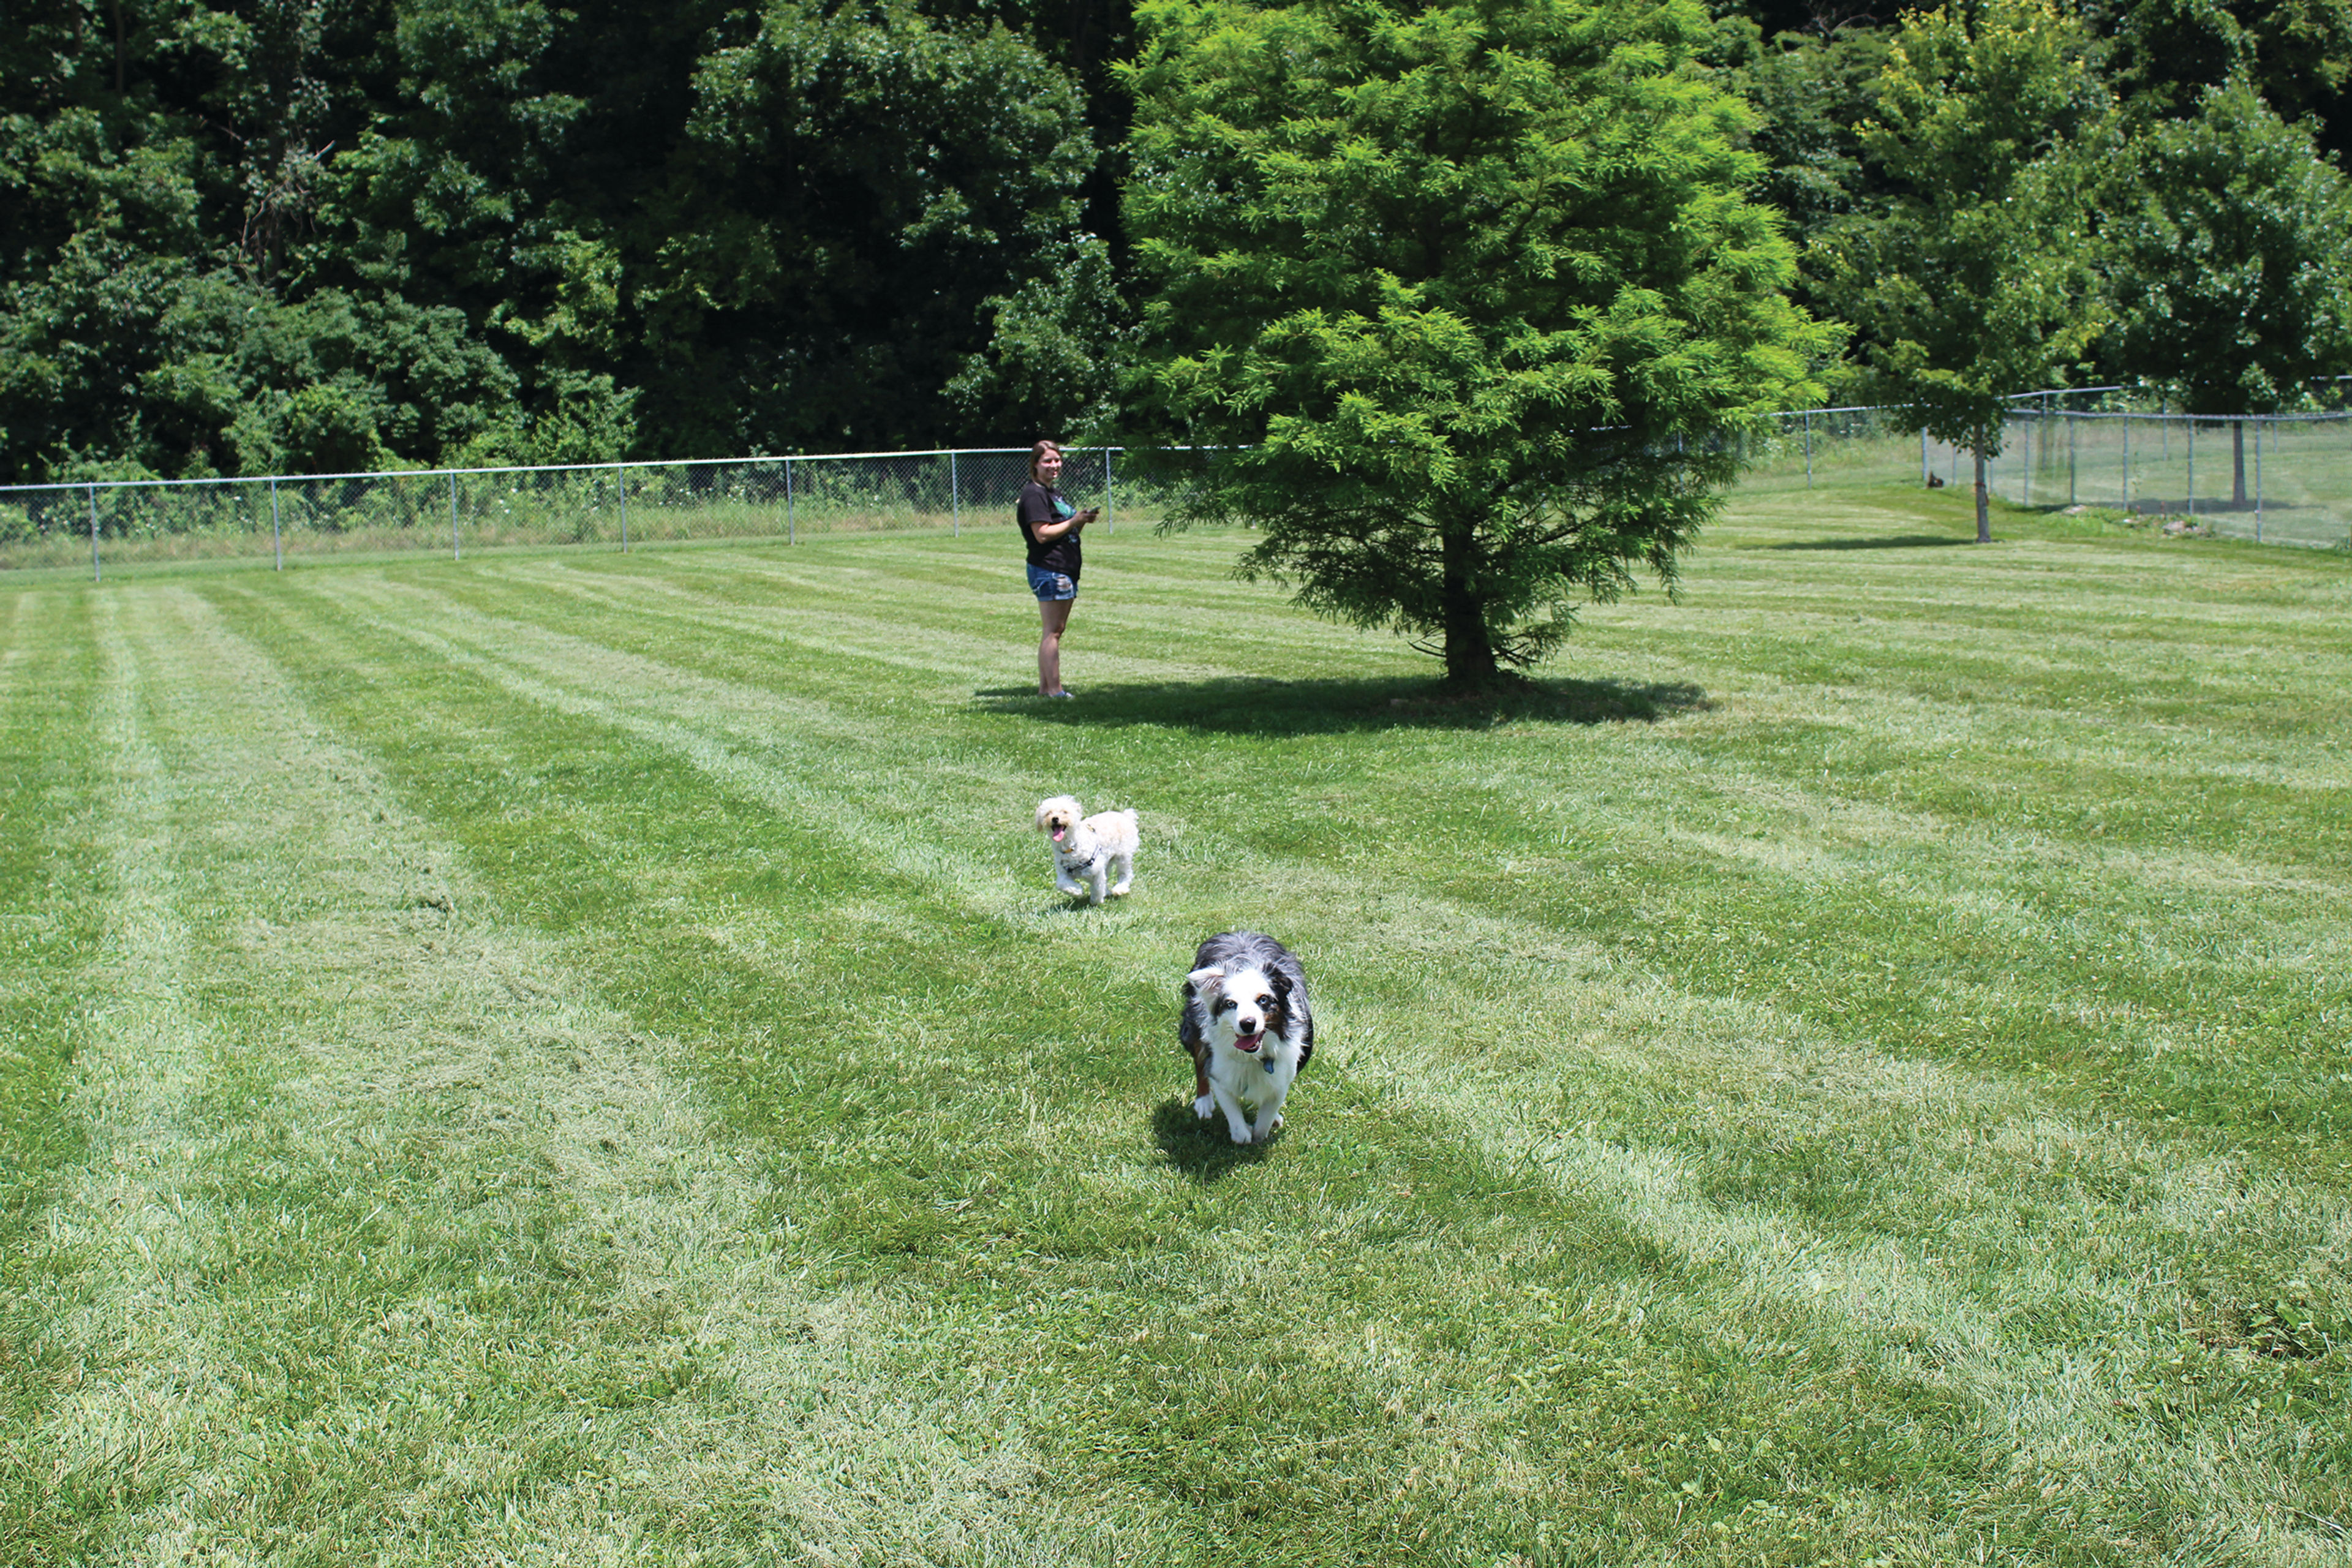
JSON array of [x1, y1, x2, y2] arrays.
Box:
[[1026, 563, 1077, 602]]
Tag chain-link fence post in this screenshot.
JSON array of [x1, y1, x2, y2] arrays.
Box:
[[1106, 447, 1117, 533], [951, 450, 960, 537], [448, 470, 461, 560], [88, 483, 100, 582], [617, 463, 629, 551], [271, 477, 283, 569], [785, 456, 796, 545], [2122, 415, 2132, 513]]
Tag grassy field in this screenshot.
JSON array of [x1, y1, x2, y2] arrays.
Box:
[[2, 484, 2346, 1566]]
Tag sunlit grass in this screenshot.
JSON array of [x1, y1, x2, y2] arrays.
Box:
[[2, 480, 2346, 1564]]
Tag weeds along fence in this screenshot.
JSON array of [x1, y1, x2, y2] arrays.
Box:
[[0, 447, 1149, 577], [9, 402, 2351, 576], [1743, 401, 2352, 549]]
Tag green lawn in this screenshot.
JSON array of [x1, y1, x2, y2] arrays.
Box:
[[2, 485, 2346, 1566]]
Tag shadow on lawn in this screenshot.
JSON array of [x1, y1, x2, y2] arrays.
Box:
[[1150, 1099, 1278, 1182], [974, 675, 1714, 734], [1765, 534, 1973, 551]]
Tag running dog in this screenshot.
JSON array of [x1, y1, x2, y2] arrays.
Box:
[[1034, 795, 1138, 906], [1179, 931, 1314, 1145]]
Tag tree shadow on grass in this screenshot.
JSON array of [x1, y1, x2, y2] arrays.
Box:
[[1150, 1098, 1276, 1182], [973, 675, 1714, 735], [1765, 535, 1975, 551]]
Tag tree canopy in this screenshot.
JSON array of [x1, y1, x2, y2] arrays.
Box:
[[2102, 76, 2352, 420], [1123, 0, 1833, 685], [4, 0, 2351, 547], [0, 0, 1119, 483], [1811, 0, 2111, 541]]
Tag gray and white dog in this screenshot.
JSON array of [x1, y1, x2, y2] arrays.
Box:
[[1034, 794, 1139, 905], [1178, 931, 1314, 1145]]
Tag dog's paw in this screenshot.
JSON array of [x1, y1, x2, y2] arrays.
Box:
[[1110, 881, 1131, 897], [1193, 1094, 1215, 1121], [1229, 1125, 1256, 1146]]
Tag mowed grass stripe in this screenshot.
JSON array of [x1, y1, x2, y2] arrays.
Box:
[[0, 589, 99, 1222], [270, 550, 2333, 1325], [206, 545, 2333, 1561], [450, 540, 1431, 698], [1653, 491, 2351, 705], [211, 565, 2049, 1562], [16, 582, 1115, 1564], [0, 588, 107, 1553], [445, 534, 2349, 1169], [1341, 710, 2351, 1161], [17, 589, 253, 1557]]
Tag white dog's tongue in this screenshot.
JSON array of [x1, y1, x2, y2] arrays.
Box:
[[1052, 827, 1067, 844], [1235, 1031, 1262, 1053]]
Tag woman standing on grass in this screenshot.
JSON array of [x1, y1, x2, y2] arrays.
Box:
[[1016, 439, 1098, 698]]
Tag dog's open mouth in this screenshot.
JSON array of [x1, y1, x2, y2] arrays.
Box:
[[1051, 827, 1068, 843], [1234, 1031, 1263, 1054]]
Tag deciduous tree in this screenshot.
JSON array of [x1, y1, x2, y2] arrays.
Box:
[[1812, 0, 2110, 542], [2100, 77, 2352, 502]]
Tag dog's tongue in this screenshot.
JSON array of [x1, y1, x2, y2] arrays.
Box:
[[1052, 827, 1067, 843], [1235, 1031, 1263, 1054]]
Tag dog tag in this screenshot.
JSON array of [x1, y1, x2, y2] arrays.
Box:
[[1263, 1056, 1276, 1074]]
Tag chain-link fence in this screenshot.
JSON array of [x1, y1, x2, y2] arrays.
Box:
[[1743, 390, 2352, 549], [9, 395, 2350, 577], [0, 447, 1146, 576]]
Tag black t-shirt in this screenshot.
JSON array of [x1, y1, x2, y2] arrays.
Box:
[[1017, 480, 1082, 577]]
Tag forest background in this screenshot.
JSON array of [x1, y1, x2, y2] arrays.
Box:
[[4, 0, 2350, 489]]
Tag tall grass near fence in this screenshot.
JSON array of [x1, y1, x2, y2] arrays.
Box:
[[1, 486, 2347, 1565]]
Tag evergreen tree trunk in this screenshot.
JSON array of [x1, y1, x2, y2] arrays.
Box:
[[1441, 523, 1500, 687], [2233, 420, 2248, 507], [1973, 432, 1990, 543]]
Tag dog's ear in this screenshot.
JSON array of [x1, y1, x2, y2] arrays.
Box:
[[1185, 965, 1225, 1001]]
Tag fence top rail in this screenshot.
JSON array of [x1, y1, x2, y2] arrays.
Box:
[[2030, 410, 2352, 423]]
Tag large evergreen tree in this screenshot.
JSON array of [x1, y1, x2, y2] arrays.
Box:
[[1122, 0, 1831, 687]]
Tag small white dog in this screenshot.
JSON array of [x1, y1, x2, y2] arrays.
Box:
[[1034, 795, 1139, 906], [1178, 931, 1314, 1145]]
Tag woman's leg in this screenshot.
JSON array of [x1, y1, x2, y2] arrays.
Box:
[[1038, 597, 1074, 695]]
